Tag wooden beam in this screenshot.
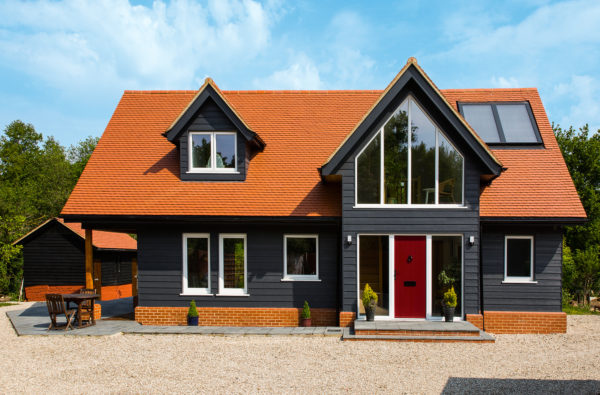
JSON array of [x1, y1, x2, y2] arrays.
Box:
[[85, 229, 93, 289], [132, 257, 138, 307]]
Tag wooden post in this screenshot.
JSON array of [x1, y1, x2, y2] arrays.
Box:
[[132, 257, 138, 307], [85, 229, 94, 289]]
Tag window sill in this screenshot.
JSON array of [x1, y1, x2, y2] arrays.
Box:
[[216, 293, 250, 297], [353, 204, 466, 209], [281, 277, 321, 282], [187, 170, 240, 174], [180, 292, 213, 296], [502, 280, 538, 284]]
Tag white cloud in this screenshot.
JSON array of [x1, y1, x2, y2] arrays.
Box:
[[490, 76, 520, 88], [253, 53, 321, 89], [0, 0, 277, 93], [551, 74, 600, 131]]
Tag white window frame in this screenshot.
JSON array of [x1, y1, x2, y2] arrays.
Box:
[[218, 234, 248, 296], [354, 95, 465, 208], [503, 235, 536, 283], [181, 233, 211, 296], [282, 234, 320, 281], [188, 131, 238, 173]]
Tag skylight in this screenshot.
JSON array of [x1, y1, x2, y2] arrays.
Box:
[[459, 102, 542, 145]]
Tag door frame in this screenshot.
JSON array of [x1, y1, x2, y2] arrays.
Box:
[[356, 233, 464, 321]]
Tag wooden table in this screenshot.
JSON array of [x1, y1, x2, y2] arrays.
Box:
[[62, 293, 100, 328]]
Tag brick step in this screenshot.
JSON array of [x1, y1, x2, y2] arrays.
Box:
[[343, 328, 495, 343], [354, 329, 479, 337]]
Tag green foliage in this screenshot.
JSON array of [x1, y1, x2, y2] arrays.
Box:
[[301, 300, 311, 319], [0, 120, 98, 295], [555, 124, 600, 305], [562, 304, 600, 315], [187, 300, 198, 317], [362, 283, 378, 309], [443, 286, 457, 308]]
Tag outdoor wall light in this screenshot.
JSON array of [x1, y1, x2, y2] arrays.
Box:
[[346, 235, 353, 245], [468, 235, 475, 246]]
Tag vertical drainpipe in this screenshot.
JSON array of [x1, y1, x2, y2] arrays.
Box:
[[479, 221, 485, 331]]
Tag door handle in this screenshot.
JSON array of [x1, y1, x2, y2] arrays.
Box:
[[407, 255, 413, 263], [394, 270, 396, 280]]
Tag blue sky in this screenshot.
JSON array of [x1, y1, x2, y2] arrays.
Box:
[[0, 0, 598, 146]]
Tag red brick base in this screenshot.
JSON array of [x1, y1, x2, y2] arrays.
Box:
[[135, 306, 338, 326], [466, 313, 484, 330], [483, 311, 567, 334], [25, 284, 132, 302], [339, 311, 356, 328]]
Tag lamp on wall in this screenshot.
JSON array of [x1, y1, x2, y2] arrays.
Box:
[[346, 235, 353, 245], [468, 235, 475, 246]]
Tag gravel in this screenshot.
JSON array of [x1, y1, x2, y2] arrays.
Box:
[[1, 303, 600, 394]]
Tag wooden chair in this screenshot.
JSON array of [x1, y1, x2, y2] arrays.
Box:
[[78, 288, 96, 323], [46, 294, 76, 330], [439, 178, 456, 203]]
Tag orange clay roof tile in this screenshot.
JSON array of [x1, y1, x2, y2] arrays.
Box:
[[61, 87, 585, 219]]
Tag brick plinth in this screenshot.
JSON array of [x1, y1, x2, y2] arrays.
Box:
[[25, 284, 133, 302], [135, 306, 338, 326], [94, 303, 102, 320], [466, 314, 484, 330], [339, 311, 356, 328], [483, 311, 567, 334]]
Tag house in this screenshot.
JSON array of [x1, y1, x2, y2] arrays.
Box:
[[60, 58, 586, 333], [14, 218, 137, 301]]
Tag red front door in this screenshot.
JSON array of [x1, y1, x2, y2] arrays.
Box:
[[394, 236, 426, 318]]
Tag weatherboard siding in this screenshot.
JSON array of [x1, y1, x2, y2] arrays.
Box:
[[481, 224, 562, 312], [136, 223, 339, 308]]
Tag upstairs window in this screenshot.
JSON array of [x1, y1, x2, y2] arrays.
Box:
[[356, 96, 463, 206], [459, 102, 542, 145], [189, 131, 236, 172]]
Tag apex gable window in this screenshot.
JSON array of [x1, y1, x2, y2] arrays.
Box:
[[218, 234, 247, 295], [182, 233, 211, 295], [283, 235, 319, 281], [459, 102, 542, 145], [189, 131, 237, 172], [504, 236, 535, 282], [356, 96, 464, 206]]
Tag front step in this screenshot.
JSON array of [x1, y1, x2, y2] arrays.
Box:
[[343, 320, 495, 343]]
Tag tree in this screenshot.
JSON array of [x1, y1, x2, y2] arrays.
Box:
[[0, 216, 24, 294], [555, 124, 600, 304]]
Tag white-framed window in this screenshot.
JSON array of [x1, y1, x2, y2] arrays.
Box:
[[355, 95, 464, 207], [188, 131, 237, 172], [218, 234, 248, 295], [504, 236, 535, 282], [182, 233, 211, 295], [283, 234, 319, 281]]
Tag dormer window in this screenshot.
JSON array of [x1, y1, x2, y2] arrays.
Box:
[[189, 131, 237, 173]]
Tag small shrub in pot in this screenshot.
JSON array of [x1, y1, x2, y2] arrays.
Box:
[[187, 300, 199, 326], [442, 287, 457, 322], [362, 284, 378, 321], [301, 300, 311, 327]]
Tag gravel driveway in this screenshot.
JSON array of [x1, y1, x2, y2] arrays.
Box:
[[1, 303, 599, 394]]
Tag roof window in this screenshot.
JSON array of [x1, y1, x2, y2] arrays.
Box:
[[459, 102, 542, 145]]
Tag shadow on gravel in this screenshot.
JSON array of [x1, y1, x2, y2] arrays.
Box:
[[442, 378, 600, 394]]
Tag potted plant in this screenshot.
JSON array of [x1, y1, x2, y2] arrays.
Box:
[[301, 300, 311, 327], [362, 283, 378, 321], [187, 300, 199, 326], [442, 287, 457, 322]]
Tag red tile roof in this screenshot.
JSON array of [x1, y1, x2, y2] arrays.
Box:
[[61, 86, 585, 219], [57, 218, 137, 250]]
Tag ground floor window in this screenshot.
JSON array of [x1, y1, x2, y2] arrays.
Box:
[[219, 234, 247, 295], [182, 233, 210, 295], [505, 236, 534, 282], [284, 235, 319, 281], [358, 235, 389, 316], [431, 236, 462, 317]]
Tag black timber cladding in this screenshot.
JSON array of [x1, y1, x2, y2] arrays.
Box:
[[336, 80, 489, 316], [481, 223, 563, 312], [136, 221, 339, 308]]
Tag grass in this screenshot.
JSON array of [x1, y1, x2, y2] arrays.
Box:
[[0, 302, 17, 307], [563, 304, 600, 315]]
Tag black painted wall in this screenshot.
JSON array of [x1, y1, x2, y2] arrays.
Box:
[[99, 251, 135, 286], [481, 223, 562, 312], [336, 90, 487, 316], [179, 97, 247, 181], [136, 222, 339, 308]]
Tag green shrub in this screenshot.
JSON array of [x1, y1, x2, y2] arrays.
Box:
[[301, 300, 311, 319], [443, 287, 457, 308], [187, 300, 198, 317], [362, 283, 378, 309]]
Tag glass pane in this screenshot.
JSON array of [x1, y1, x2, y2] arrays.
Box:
[[438, 132, 463, 204], [432, 236, 462, 317], [462, 105, 500, 143], [359, 236, 389, 316], [191, 134, 211, 168], [223, 238, 245, 288], [215, 134, 236, 168], [286, 237, 317, 276], [357, 133, 381, 204], [187, 238, 209, 289], [497, 104, 538, 143], [384, 100, 409, 204], [507, 238, 532, 277], [410, 100, 436, 204]]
